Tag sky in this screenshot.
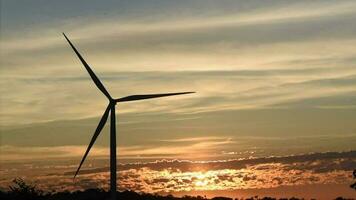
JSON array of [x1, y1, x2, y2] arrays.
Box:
[[0, 0, 356, 198]]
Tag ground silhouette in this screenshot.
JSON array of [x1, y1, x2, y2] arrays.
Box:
[[1, 178, 354, 200]]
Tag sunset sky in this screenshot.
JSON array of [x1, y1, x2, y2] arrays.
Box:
[[0, 0, 356, 199]]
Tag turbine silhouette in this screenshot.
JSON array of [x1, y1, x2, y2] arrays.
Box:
[[63, 33, 194, 200]]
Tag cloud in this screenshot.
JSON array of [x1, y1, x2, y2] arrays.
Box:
[[0, 136, 233, 161], [159, 136, 226, 143], [1, 66, 355, 126], [57, 151, 356, 176], [2, 129, 356, 162], [1, 151, 354, 193], [1, 0, 356, 127], [0, 145, 109, 161], [2, 0, 356, 52]]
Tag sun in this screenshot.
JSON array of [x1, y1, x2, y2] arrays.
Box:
[[193, 173, 209, 188], [194, 179, 208, 187]]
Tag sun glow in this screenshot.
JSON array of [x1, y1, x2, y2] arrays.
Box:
[[193, 173, 209, 188], [194, 179, 208, 187]]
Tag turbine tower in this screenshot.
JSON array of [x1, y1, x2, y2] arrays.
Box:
[[63, 33, 194, 200]]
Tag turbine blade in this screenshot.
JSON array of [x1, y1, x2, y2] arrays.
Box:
[[74, 104, 111, 178], [63, 33, 112, 100], [116, 92, 195, 102]]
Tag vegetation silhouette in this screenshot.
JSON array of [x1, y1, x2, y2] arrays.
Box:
[[350, 169, 356, 190], [0, 178, 354, 200]]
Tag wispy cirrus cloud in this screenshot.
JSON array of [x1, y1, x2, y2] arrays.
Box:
[[2, 0, 356, 53], [1, 0, 356, 127], [2, 135, 356, 163], [0, 136, 233, 161], [1, 67, 355, 126]]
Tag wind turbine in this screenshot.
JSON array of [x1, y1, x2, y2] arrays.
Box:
[[62, 33, 194, 200]]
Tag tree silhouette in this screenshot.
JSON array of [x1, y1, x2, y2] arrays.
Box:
[[6, 178, 44, 200], [350, 169, 356, 190]]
